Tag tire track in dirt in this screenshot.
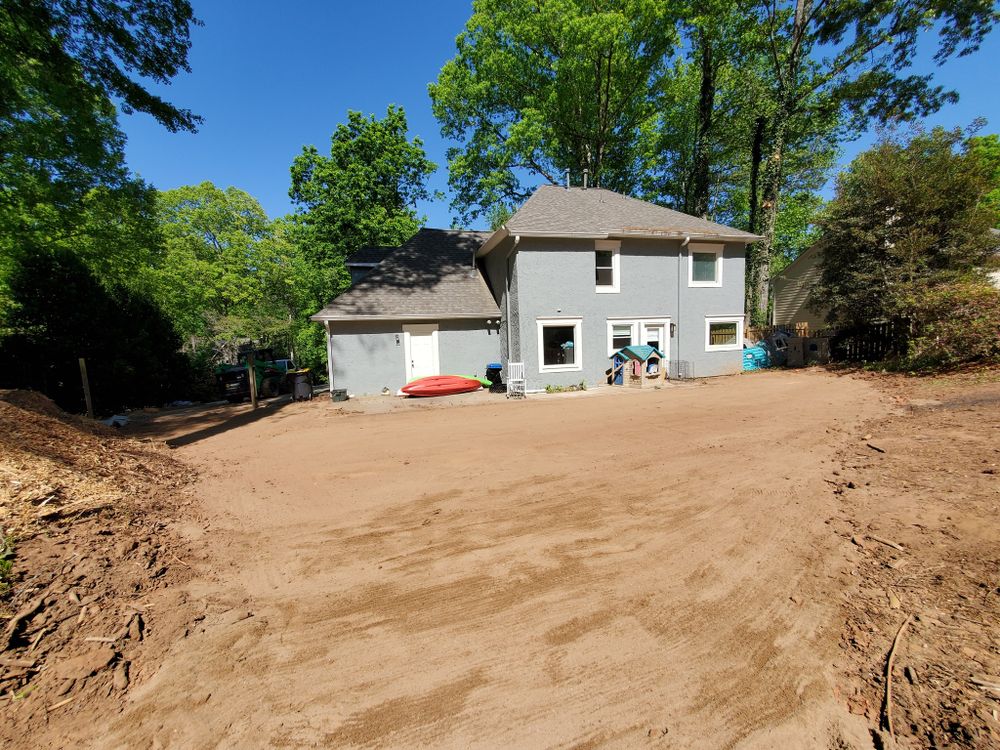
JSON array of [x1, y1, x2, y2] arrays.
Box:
[[84, 371, 886, 749]]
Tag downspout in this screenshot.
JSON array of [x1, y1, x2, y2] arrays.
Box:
[[324, 320, 335, 392], [505, 235, 520, 362], [678, 235, 690, 374]]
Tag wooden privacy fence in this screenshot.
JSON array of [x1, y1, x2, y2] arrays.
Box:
[[830, 319, 909, 362], [745, 322, 810, 343], [745, 320, 907, 364]]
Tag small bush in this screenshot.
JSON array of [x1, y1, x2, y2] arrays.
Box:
[[0, 533, 14, 599], [898, 280, 1000, 370]]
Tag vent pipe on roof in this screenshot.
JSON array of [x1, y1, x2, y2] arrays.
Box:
[[565, 169, 570, 189], [583, 169, 589, 190]]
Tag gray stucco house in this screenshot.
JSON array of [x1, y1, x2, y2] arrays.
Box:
[[311, 185, 760, 395]]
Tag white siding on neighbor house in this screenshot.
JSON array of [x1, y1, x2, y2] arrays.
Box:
[[772, 245, 829, 329]]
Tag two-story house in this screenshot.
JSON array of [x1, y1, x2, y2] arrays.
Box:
[[311, 185, 761, 395]]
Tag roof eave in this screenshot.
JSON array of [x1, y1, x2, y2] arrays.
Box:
[[475, 227, 510, 257], [309, 312, 500, 323], [498, 229, 762, 243]]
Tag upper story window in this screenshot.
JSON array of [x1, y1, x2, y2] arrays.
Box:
[[595, 240, 620, 293], [688, 243, 723, 288]]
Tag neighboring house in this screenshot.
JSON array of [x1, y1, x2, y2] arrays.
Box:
[[774, 228, 1000, 329], [312, 185, 760, 395], [771, 244, 829, 329], [345, 246, 396, 285]]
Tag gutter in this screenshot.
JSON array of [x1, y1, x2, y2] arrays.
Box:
[[475, 226, 761, 257], [309, 312, 499, 323]]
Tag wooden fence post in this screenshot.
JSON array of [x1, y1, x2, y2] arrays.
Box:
[[78, 357, 94, 419], [247, 352, 258, 409]]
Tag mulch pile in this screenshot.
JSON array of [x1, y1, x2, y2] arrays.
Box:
[[0, 389, 196, 740], [828, 371, 1000, 749]]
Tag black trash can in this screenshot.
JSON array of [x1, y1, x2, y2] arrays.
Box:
[[485, 362, 505, 393], [288, 369, 313, 401]]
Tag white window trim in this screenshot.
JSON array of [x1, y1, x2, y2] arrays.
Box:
[[688, 242, 724, 288], [704, 315, 744, 352], [537, 317, 583, 373], [606, 319, 638, 356], [605, 317, 671, 360], [595, 239, 621, 294], [402, 323, 440, 380]]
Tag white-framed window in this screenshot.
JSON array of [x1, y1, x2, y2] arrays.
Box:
[[608, 321, 636, 354], [606, 317, 670, 358], [537, 317, 583, 373], [705, 316, 744, 352], [688, 243, 724, 287], [595, 240, 620, 293]]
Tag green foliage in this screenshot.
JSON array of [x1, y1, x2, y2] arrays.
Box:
[[969, 134, 1000, 227], [430, 0, 677, 223], [288, 106, 436, 372], [896, 280, 1000, 370], [0, 532, 13, 599], [740, 0, 997, 322], [290, 106, 435, 276], [0, 249, 190, 414], [812, 127, 999, 329], [0, 0, 201, 133]]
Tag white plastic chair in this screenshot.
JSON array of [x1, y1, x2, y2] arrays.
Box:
[[506, 362, 526, 399]]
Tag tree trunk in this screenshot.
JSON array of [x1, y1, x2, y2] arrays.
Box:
[[752, 105, 789, 326], [744, 115, 767, 318], [688, 29, 715, 218], [749, 0, 810, 325], [747, 116, 767, 236]]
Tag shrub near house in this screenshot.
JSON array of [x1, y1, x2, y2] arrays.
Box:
[[811, 127, 1000, 370]]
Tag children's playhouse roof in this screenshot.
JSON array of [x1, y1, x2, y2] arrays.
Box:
[[611, 345, 664, 361]]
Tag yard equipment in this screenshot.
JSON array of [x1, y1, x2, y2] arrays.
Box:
[[215, 349, 287, 403]]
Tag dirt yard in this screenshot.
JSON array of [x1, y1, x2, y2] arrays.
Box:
[[4, 369, 998, 749]]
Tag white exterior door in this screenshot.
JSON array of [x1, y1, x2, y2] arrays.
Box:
[[641, 320, 669, 363], [403, 324, 439, 381]]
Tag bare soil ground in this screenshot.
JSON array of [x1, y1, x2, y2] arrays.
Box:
[[3, 369, 998, 749]]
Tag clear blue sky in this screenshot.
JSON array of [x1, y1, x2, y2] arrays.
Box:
[[121, 1, 1000, 231]]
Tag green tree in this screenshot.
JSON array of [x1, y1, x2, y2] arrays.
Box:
[[812, 127, 999, 328], [743, 0, 998, 324], [0, 0, 200, 133], [969, 133, 1000, 226], [151, 182, 299, 354], [430, 0, 677, 223], [289, 106, 436, 298]]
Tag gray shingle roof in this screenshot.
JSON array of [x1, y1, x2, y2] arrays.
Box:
[[346, 246, 396, 266], [311, 229, 499, 321], [504, 185, 760, 240]]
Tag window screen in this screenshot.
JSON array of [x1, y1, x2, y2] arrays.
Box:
[[692, 251, 718, 283]]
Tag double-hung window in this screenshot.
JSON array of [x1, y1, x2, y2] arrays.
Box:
[[688, 243, 723, 287], [607, 318, 670, 358], [705, 316, 744, 352], [611, 323, 634, 351], [595, 240, 620, 293]]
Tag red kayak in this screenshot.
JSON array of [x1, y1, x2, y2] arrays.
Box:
[[401, 375, 483, 397]]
